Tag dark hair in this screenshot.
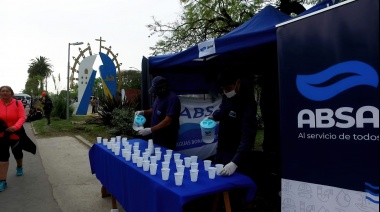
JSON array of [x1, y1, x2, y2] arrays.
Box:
[[217, 70, 240, 87], [0, 85, 14, 95]]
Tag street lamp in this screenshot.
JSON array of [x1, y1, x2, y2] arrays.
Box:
[[67, 42, 83, 120]]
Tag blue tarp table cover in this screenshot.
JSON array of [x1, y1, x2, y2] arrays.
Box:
[[89, 139, 257, 212]]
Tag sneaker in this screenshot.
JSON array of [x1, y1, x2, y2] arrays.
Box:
[[0, 181, 7, 192], [16, 167, 23, 176]]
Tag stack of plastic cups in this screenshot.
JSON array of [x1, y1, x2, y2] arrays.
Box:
[[148, 139, 154, 155], [155, 147, 162, 161]]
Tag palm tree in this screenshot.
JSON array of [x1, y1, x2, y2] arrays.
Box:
[[27, 56, 53, 91]]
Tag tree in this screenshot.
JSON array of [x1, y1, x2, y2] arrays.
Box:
[[147, 0, 328, 55], [27, 56, 53, 91], [24, 75, 44, 97], [117, 70, 142, 90]]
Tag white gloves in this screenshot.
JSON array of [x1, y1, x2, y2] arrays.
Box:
[[138, 128, 152, 136], [135, 111, 144, 116], [219, 162, 238, 176]]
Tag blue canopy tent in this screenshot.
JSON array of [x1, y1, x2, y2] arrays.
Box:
[[141, 5, 292, 108]]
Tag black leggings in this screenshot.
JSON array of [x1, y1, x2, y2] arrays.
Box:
[[0, 138, 23, 162]]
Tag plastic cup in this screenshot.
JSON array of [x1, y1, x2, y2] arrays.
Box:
[[203, 160, 212, 171], [145, 148, 152, 157], [208, 167, 217, 179], [122, 149, 128, 157], [122, 140, 129, 148], [155, 151, 162, 161], [190, 169, 199, 182], [143, 160, 150, 171], [174, 172, 184, 186], [175, 159, 183, 166], [124, 151, 132, 161], [126, 144, 132, 152], [114, 147, 120, 156], [132, 154, 138, 163], [110, 137, 116, 142], [122, 137, 128, 142], [150, 163, 158, 175], [154, 147, 161, 154], [176, 165, 185, 173], [133, 142, 139, 148], [161, 168, 170, 181], [166, 149, 173, 156], [164, 154, 171, 162], [133, 145, 139, 152], [134, 150, 141, 157], [96, 137, 102, 143], [191, 155, 198, 163], [148, 139, 154, 147], [142, 152, 149, 161], [173, 153, 181, 160], [162, 161, 170, 169], [116, 136, 121, 142], [150, 156, 157, 164], [191, 162, 198, 170], [137, 157, 143, 167], [107, 142, 112, 149], [184, 157, 191, 168], [102, 138, 108, 145], [215, 164, 224, 175]]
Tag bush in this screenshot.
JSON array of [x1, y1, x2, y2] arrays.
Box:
[[50, 93, 74, 119], [88, 93, 141, 137]]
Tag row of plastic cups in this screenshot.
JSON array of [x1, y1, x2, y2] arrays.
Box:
[[97, 136, 127, 144], [161, 168, 199, 185]]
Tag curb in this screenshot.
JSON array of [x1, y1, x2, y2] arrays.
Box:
[[30, 122, 93, 149], [75, 135, 93, 149]]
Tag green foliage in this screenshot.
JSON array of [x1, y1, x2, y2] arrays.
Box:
[[87, 91, 141, 137], [148, 0, 266, 55], [118, 70, 142, 89], [50, 93, 73, 119], [109, 108, 138, 137], [27, 56, 53, 91]]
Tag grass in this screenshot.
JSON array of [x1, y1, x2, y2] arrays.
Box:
[[32, 115, 113, 143]]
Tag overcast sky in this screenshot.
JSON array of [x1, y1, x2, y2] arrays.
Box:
[[0, 0, 182, 94]]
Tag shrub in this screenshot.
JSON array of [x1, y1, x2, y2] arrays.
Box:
[[87, 93, 141, 137], [50, 93, 74, 119]]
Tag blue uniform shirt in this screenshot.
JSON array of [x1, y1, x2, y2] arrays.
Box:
[[151, 91, 181, 149]]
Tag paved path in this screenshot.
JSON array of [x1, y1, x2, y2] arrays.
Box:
[[0, 122, 125, 212]]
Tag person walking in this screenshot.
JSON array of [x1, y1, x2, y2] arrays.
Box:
[[0, 85, 27, 192], [134, 76, 181, 150], [90, 97, 96, 114], [41, 91, 53, 125]]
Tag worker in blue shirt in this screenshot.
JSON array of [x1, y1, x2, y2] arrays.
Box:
[[208, 71, 258, 177], [135, 76, 181, 150]]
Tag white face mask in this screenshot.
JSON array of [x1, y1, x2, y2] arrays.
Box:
[[224, 90, 236, 98]]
